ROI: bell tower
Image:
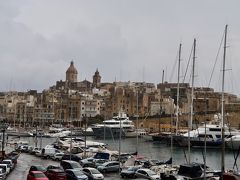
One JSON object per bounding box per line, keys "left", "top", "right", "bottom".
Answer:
{"left": 93, "top": 69, "right": 101, "bottom": 88}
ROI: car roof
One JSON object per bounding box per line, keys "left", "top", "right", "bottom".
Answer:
{"left": 61, "top": 160, "right": 79, "bottom": 163}
{"left": 31, "top": 165, "right": 45, "bottom": 167}
{"left": 48, "top": 169, "right": 64, "bottom": 172}
{"left": 138, "top": 168, "right": 153, "bottom": 172}
{"left": 66, "top": 169, "right": 82, "bottom": 172}
{"left": 0, "top": 164, "right": 7, "bottom": 166}
{"left": 83, "top": 167, "right": 97, "bottom": 171}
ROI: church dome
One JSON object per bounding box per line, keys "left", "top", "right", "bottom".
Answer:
{"left": 66, "top": 61, "right": 78, "bottom": 74}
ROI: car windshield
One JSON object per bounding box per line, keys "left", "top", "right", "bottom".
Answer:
{"left": 72, "top": 163, "right": 81, "bottom": 168}
{"left": 34, "top": 173, "right": 46, "bottom": 178}
{"left": 128, "top": 167, "right": 138, "bottom": 171}
{"left": 147, "top": 170, "right": 157, "bottom": 176}
{"left": 73, "top": 170, "right": 84, "bottom": 176}
{"left": 36, "top": 166, "right": 46, "bottom": 171}
{"left": 90, "top": 169, "right": 100, "bottom": 174}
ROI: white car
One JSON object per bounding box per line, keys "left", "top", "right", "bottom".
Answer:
{"left": 135, "top": 168, "right": 160, "bottom": 180}
{"left": 2, "top": 159, "right": 14, "bottom": 171}
{"left": 83, "top": 167, "right": 104, "bottom": 180}
{"left": 52, "top": 152, "right": 64, "bottom": 161}
{"left": 0, "top": 168, "right": 6, "bottom": 180}
{"left": 35, "top": 150, "right": 42, "bottom": 157}
{"left": 0, "top": 164, "right": 10, "bottom": 175}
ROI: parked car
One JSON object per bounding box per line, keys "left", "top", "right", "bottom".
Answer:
{"left": 52, "top": 152, "right": 64, "bottom": 161}
{"left": 83, "top": 167, "right": 104, "bottom": 180}
{"left": 80, "top": 158, "right": 95, "bottom": 167}
{"left": 0, "top": 164, "right": 10, "bottom": 175}
{"left": 120, "top": 166, "right": 141, "bottom": 178}
{"left": 46, "top": 165, "right": 63, "bottom": 171}
{"left": 30, "top": 147, "right": 42, "bottom": 155}
{"left": 135, "top": 168, "right": 160, "bottom": 180}
{"left": 27, "top": 171, "right": 49, "bottom": 180}
{"left": 29, "top": 165, "right": 47, "bottom": 174}
{"left": 0, "top": 168, "right": 6, "bottom": 180}
{"left": 45, "top": 169, "right": 67, "bottom": 180}
{"left": 93, "top": 159, "right": 108, "bottom": 168}
{"left": 35, "top": 150, "right": 42, "bottom": 157}
{"left": 1, "top": 159, "right": 14, "bottom": 171}
{"left": 65, "top": 169, "right": 88, "bottom": 180}
{"left": 62, "top": 154, "right": 82, "bottom": 163}
{"left": 20, "top": 145, "right": 29, "bottom": 152}
{"left": 0, "top": 165, "right": 8, "bottom": 176}
{"left": 97, "top": 161, "right": 120, "bottom": 173}
{"left": 60, "top": 160, "right": 82, "bottom": 170}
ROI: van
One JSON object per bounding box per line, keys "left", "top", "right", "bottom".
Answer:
{"left": 42, "top": 147, "right": 60, "bottom": 159}
{"left": 60, "top": 160, "right": 82, "bottom": 170}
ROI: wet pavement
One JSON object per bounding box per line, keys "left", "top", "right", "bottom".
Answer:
{"left": 7, "top": 152, "right": 122, "bottom": 180}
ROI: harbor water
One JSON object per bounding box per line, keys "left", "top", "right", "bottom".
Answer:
{"left": 6, "top": 135, "right": 240, "bottom": 171}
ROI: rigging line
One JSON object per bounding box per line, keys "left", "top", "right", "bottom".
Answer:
{"left": 207, "top": 30, "right": 225, "bottom": 88}
{"left": 169, "top": 50, "right": 179, "bottom": 82}
{"left": 182, "top": 42, "right": 194, "bottom": 83}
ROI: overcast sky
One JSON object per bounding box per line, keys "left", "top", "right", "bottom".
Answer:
{"left": 0, "top": 0, "right": 240, "bottom": 95}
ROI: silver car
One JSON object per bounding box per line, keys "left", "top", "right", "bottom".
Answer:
{"left": 135, "top": 168, "right": 160, "bottom": 180}
{"left": 97, "top": 161, "right": 120, "bottom": 173}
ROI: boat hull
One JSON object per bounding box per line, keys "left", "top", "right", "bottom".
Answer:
{"left": 92, "top": 127, "right": 126, "bottom": 139}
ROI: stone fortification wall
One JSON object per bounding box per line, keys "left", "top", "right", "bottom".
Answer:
{"left": 133, "top": 111, "right": 240, "bottom": 132}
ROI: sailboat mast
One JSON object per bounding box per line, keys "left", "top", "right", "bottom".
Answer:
{"left": 136, "top": 89, "right": 139, "bottom": 154}
{"left": 188, "top": 38, "right": 196, "bottom": 164}
{"left": 221, "top": 24, "right": 228, "bottom": 176}
{"left": 176, "top": 43, "right": 181, "bottom": 135}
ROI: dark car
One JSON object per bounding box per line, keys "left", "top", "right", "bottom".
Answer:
{"left": 120, "top": 166, "right": 141, "bottom": 178}
{"left": 45, "top": 169, "right": 67, "bottom": 180}
{"left": 65, "top": 169, "right": 88, "bottom": 180}
{"left": 60, "top": 160, "right": 82, "bottom": 170}
{"left": 29, "top": 165, "right": 47, "bottom": 174}
{"left": 62, "top": 154, "right": 82, "bottom": 163}
{"left": 46, "top": 165, "right": 63, "bottom": 171}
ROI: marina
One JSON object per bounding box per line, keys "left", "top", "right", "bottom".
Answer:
{"left": 1, "top": 1, "right": 240, "bottom": 180}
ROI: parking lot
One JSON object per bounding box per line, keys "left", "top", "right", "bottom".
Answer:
{"left": 7, "top": 153, "right": 122, "bottom": 179}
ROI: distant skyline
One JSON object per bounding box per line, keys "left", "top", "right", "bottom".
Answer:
{"left": 0, "top": 1, "right": 240, "bottom": 95}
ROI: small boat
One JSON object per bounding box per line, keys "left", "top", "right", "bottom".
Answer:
{"left": 125, "top": 129, "right": 147, "bottom": 138}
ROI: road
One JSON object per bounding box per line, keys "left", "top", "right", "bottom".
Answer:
{"left": 7, "top": 153, "right": 122, "bottom": 180}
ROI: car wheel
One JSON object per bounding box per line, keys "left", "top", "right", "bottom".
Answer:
{"left": 102, "top": 169, "right": 106, "bottom": 173}
{"left": 56, "top": 158, "right": 59, "bottom": 161}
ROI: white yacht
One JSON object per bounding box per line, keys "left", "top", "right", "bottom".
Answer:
{"left": 178, "top": 114, "right": 240, "bottom": 147}
{"left": 92, "top": 111, "right": 135, "bottom": 138}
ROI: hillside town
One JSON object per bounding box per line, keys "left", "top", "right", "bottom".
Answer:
{"left": 1, "top": 61, "right": 240, "bottom": 131}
